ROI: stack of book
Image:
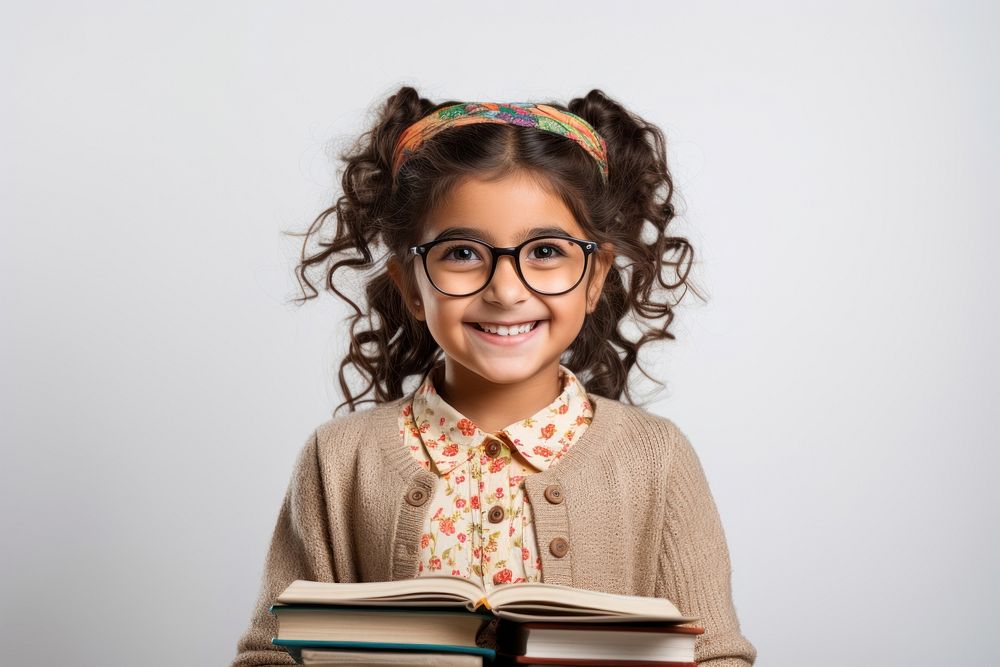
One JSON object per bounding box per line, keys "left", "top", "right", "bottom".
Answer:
{"left": 269, "top": 575, "right": 702, "bottom": 666}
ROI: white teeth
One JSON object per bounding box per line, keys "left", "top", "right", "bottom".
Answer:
{"left": 477, "top": 321, "right": 537, "bottom": 336}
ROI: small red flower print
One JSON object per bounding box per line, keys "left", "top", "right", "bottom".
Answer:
{"left": 457, "top": 418, "right": 477, "bottom": 436}
{"left": 540, "top": 423, "right": 556, "bottom": 439}
{"left": 439, "top": 518, "right": 456, "bottom": 536}
{"left": 421, "top": 534, "right": 430, "bottom": 549}
{"left": 495, "top": 487, "right": 504, "bottom": 498}
{"left": 470, "top": 495, "right": 480, "bottom": 509}
{"left": 522, "top": 547, "right": 530, "bottom": 561}
{"left": 489, "top": 456, "right": 506, "bottom": 473}
{"left": 493, "top": 568, "right": 512, "bottom": 584}
{"left": 439, "top": 416, "right": 446, "bottom": 426}
{"left": 509, "top": 524, "right": 516, "bottom": 536}
{"left": 452, "top": 569, "right": 462, "bottom": 576}
{"left": 455, "top": 474, "right": 465, "bottom": 483}
{"left": 473, "top": 547, "right": 482, "bottom": 559}
{"left": 442, "top": 443, "right": 459, "bottom": 457}
{"left": 455, "top": 498, "right": 466, "bottom": 509}
{"left": 514, "top": 577, "right": 526, "bottom": 583}
{"left": 457, "top": 532, "right": 467, "bottom": 543}
{"left": 557, "top": 403, "right": 568, "bottom": 414}
{"left": 402, "top": 405, "right": 412, "bottom": 416}
{"left": 418, "top": 562, "right": 424, "bottom": 572}
{"left": 429, "top": 557, "right": 442, "bottom": 570}
{"left": 532, "top": 445, "right": 553, "bottom": 457}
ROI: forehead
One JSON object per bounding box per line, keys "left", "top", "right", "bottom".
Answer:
{"left": 421, "top": 173, "right": 584, "bottom": 244}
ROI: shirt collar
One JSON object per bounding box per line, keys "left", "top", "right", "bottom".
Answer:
{"left": 409, "top": 363, "right": 593, "bottom": 476}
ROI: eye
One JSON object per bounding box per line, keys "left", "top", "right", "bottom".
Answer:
{"left": 527, "top": 243, "right": 567, "bottom": 260}
{"left": 440, "top": 243, "right": 483, "bottom": 262}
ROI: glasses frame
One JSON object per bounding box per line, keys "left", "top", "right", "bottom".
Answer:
{"left": 409, "top": 235, "right": 599, "bottom": 297}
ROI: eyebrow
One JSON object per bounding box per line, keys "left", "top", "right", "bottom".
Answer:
{"left": 430, "top": 225, "right": 574, "bottom": 245}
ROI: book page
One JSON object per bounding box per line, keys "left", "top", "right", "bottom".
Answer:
{"left": 274, "top": 576, "right": 487, "bottom": 608}
{"left": 484, "top": 583, "right": 698, "bottom": 623}
{"left": 300, "top": 648, "right": 484, "bottom": 666}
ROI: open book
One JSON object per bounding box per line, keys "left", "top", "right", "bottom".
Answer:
{"left": 273, "top": 575, "right": 698, "bottom": 624}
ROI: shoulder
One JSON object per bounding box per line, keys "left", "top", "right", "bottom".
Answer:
{"left": 307, "top": 395, "right": 411, "bottom": 459}
{"left": 591, "top": 394, "right": 691, "bottom": 453}
{"left": 614, "top": 397, "right": 686, "bottom": 437}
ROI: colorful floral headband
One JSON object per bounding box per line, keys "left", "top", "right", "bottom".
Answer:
{"left": 391, "top": 102, "right": 609, "bottom": 183}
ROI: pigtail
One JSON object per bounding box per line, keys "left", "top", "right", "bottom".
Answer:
{"left": 287, "top": 86, "right": 446, "bottom": 414}
{"left": 565, "top": 90, "right": 703, "bottom": 404}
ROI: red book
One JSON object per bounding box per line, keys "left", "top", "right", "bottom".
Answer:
{"left": 498, "top": 659, "right": 697, "bottom": 667}
{"left": 496, "top": 620, "right": 705, "bottom": 666}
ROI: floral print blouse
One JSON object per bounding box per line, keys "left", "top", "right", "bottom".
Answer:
{"left": 398, "top": 363, "right": 593, "bottom": 590}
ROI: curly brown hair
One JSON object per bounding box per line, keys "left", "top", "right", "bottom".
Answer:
{"left": 287, "top": 86, "right": 704, "bottom": 416}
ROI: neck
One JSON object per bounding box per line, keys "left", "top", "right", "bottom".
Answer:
{"left": 435, "top": 358, "right": 564, "bottom": 433}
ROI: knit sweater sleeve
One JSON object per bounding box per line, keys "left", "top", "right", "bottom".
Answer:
{"left": 655, "top": 422, "right": 757, "bottom": 667}
{"left": 231, "top": 429, "right": 336, "bottom": 667}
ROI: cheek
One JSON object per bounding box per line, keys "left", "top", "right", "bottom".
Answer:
{"left": 412, "top": 266, "right": 433, "bottom": 300}
{"left": 545, "top": 294, "right": 588, "bottom": 329}
{"left": 422, "top": 297, "right": 470, "bottom": 334}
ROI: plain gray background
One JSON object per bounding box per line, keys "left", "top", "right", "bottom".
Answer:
{"left": 3, "top": 2, "right": 997, "bottom": 665}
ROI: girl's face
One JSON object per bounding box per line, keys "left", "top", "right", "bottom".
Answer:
{"left": 389, "top": 171, "right": 614, "bottom": 387}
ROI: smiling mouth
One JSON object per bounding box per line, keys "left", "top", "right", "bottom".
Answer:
{"left": 466, "top": 320, "right": 543, "bottom": 336}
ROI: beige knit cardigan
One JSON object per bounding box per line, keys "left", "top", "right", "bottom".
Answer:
{"left": 231, "top": 393, "right": 757, "bottom": 666}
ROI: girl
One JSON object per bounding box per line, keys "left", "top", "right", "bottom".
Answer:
{"left": 232, "top": 88, "right": 756, "bottom": 666}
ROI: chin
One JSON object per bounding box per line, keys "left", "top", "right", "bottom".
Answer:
{"left": 458, "top": 358, "right": 545, "bottom": 385}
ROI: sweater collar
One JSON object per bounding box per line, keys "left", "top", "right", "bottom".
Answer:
{"left": 407, "top": 363, "right": 594, "bottom": 476}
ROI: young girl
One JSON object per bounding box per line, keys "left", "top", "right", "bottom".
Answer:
{"left": 232, "top": 88, "right": 756, "bottom": 666}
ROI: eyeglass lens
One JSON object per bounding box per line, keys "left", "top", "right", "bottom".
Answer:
{"left": 425, "top": 237, "right": 586, "bottom": 296}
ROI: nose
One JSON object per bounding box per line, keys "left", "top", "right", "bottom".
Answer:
{"left": 484, "top": 254, "right": 530, "bottom": 303}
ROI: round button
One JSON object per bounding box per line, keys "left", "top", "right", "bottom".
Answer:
{"left": 549, "top": 537, "right": 569, "bottom": 558}
{"left": 485, "top": 440, "right": 502, "bottom": 458}
{"left": 405, "top": 487, "right": 428, "bottom": 506}
{"left": 488, "top": 505, "right": 505, "bottom": 524}
{"left": 543, "top": 484, "right": 564, "bottom": 504}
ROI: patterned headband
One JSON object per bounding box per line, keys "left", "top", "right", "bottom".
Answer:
{"left": 391, "top": 102, "right": 609, "bottom": 182}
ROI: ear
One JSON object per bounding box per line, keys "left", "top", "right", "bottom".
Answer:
{"left": 585, "top": 242, "right": 616, "bottom": 314}
{"left": 387, "top": 256, "right": 425, "bottom": 321}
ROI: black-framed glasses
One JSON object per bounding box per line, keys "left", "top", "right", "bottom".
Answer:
{"left": 409, "top": 235, "right": 598, "bottom": 297}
